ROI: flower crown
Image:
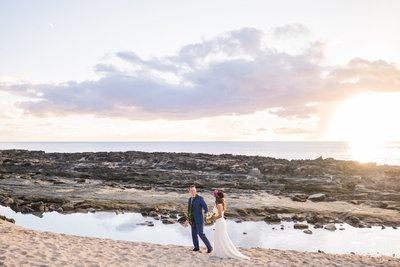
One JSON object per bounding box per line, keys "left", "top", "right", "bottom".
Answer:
{"left": 213, "top": 189, "right": 218, "bottom": 197}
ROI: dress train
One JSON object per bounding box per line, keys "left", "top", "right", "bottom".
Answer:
{"left": 213, "top": 205, "right": 249, "bottom": 259}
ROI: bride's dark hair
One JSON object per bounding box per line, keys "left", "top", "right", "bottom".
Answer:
{"left": 215, "top": 191, "right": 226, "bottom": 211}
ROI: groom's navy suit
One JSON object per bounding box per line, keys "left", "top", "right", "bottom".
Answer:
{"left": 189, "top": 195, "right": 212, "bottom": 251}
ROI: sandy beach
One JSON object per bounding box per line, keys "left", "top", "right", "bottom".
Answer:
{"left": 1, "top": 219, "right": 399, "bottom": 267}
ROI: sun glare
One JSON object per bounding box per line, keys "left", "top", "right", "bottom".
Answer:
{"left": 325, "top": 92, "right": 400, "bottom": 163}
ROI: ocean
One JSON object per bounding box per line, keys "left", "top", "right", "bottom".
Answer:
{"left": 1, "top": 141, "right": 400, "bottom": 165}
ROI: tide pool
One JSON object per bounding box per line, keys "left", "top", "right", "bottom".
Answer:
{"left": 1, "top": 205, "right": 399, "bottom": 257}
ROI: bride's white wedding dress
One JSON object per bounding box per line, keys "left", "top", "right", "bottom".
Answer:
{"left": 213, "top": 204, "right": 249, "bottom": 259}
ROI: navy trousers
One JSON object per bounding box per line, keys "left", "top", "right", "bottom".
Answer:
{"left": 191, "top": 221, "right": 212, "bottom": 250}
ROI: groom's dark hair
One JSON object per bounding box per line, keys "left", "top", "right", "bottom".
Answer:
{"left": 189, "top": 184, "right": 196, "bottom": 188}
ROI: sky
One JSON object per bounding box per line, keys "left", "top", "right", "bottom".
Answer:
{"left": 1, "top": 0, "right": 400, "bottom": 142}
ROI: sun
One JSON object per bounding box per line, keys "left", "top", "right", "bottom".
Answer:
{"left": 325, "top": 92, "right": 400, "bottom": 163}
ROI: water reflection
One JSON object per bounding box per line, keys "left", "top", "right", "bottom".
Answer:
{"left": 1, "top": 205, "right": 399, "bottom": 257}
{"left": 349, "top": 141, "right": 400, "bottom": 165}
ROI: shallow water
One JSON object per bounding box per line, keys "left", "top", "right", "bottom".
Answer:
{"left": 1, "top": 206, "right": 399, "bottom": 257}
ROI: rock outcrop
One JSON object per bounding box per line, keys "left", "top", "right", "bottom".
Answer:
{"left": 1, "top": 149, "right": 400, "bottom": 228}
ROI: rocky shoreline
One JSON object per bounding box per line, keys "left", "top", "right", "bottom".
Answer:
{"left": 1, "top": 149, "right": 400, "bottom": 229}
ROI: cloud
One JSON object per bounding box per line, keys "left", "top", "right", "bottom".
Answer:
{"left": 0, "top": 111, "right": 12, "bottom": 119}
{"left": 257, "top": 128, "right": 268, "bottom": 132}
{"left": 1, "top": 27, "right": 400, "bottom": 122}
{"left": 324, "top": 58, "right": 400, "bottom": 97}
{"left": 274, "top": 24, "right": 310, "bottom": 38}
{"left": 273, "top": 127, "right": 314, "bottom": 135}
{"left": 269, "top": 105, "right": 319, "bottom": 119}
{"left": 94, "top": 64, "right": 121, "bottom": 75}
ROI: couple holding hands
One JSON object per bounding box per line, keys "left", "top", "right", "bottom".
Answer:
{"left": 184, "top": 185, "right": 249, "bottom": 260}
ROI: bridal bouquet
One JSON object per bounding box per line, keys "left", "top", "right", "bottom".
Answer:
{"left": 205, "top": 211, "right": 216, "bottom": 225}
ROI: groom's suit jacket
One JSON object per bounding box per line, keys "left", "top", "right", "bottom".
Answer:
{"left": 190, "top": 195, "right": 209, "bottom": 224}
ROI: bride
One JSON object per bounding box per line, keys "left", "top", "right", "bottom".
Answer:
{"left": 212, "top": 190, "right": 249, "bottom": 260}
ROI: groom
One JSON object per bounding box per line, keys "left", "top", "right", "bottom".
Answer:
{"left": 184, "top": 185, "right": 213, "bottom": 253}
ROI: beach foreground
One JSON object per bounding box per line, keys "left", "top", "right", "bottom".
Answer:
{"left": 1, "top": 220, "right": 399, "bottom": 267}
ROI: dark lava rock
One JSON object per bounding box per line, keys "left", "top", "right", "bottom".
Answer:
{"left": 294, "top": 223, "right": 309, "bottom": 229}
{"left": 378, "top": 202, "right": 388, "bottom": 209}
{"left": 291, "top": 214, "right": 306, "bottom": 222}
{"left": 149, "top": 211, "right": 159, "bottom": 218}
{"left": 306, "top": 212, "right": 327, "bottom": 225}
{"left": 137, "top": 221, "right": 154, "bottom": 227}
{"left": 61, "top": 204, "right": 74, "bottom": 212}
{"left": 177, "top": 216, "right": 187, "bottom": 224}
{"left": 162, "top": 219, "right": 176, "bottom": 224}
{"left": 314, "top": 223, "right": 324, "bottom": 229}
{"left": 345, "top": 216, "right": 362, "bottom": 227}
{"left": 291, "top": 194, "right": 308, "bottom": 202}
{"left": 0, "top": 215, "right": 15, "bottom": 223}
{"left": 169, "top": 213, "right": 178, "bottom": 219}
{"left": 264, "top": 214, "right": 282, "bottom": 224}
{"left": 0, "top": 197, "right": 14, "bottom": 206}
{"left": 324, "top": 224, "right": 337, "bottom": 231}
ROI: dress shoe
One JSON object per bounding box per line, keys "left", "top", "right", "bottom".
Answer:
{"left": 207, "top": 247, "right": 213, "bottom": 253}
{"left": 192, "top": 248, "right": 200, "bottom": 252}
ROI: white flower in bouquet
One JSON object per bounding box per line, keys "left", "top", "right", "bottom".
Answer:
{"left": 205, "top": 211, "right": 215, "bottom": 225}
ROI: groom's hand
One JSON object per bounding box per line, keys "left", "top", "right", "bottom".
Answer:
{"left": 184, "top": 221, "right": 189, "bottom": 227}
